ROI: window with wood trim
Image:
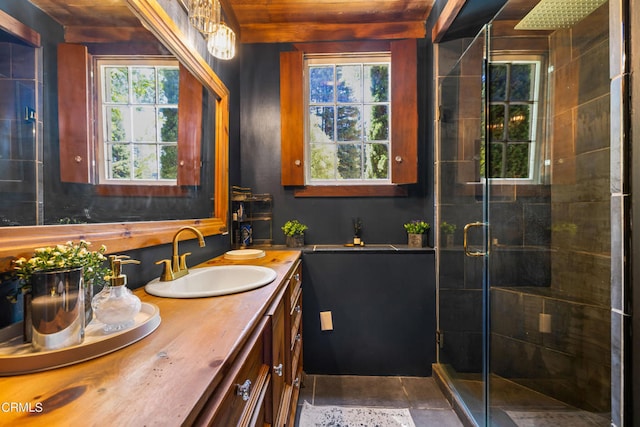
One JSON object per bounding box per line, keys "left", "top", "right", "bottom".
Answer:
{"left": 96, "top": 58, "right": 180, "bottom": 185}
{"left": 280, "top": 40, "right": 418, "bottom": 197}
{"left": 57, "top": 43, "right": 203, "bottom": 190}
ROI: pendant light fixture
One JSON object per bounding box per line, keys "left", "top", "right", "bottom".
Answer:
{"left": 187, "top": 0, "right": 236, "bottom": 60}
{"left": 188, "top": 0, "right": 220, "bottom": 35}
{"left": 207, "top": 21, "right": 236, "bottom": 60}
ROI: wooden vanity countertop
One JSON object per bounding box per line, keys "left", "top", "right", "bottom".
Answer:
{"left": 0, "top": 250, "right": 301, "bottom": 426}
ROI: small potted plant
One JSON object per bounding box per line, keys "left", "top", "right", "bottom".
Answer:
{"left": 440, "top": 221, "right": 457, "bottom": 247}
{"left": 282, "top": 220, "right": 308, "bottom": 248}
{"left": 404, "top": 220, "right": 430, "bottom": 248}
{"left": 13, "top": 240, "right": 111, "bottom": 333}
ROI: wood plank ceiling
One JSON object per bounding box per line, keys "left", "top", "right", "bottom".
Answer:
{"left": 26, "top": 0, "right": 434, "bottom": 44}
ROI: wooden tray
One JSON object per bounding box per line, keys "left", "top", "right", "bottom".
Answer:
{"left": 224, "top": 249, "right": 266, "bottom": 260}
{"left": 0, "top": 302, "right": 161, "bottom": 376}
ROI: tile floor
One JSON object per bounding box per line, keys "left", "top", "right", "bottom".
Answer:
{"left": 294, "top": 374, "right": 464, "bottom": 426}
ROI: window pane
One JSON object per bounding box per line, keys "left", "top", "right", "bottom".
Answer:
{"left": 509, "top": 64, "right": 534, "bottom": 101}
{"left": 489, "top": 64, "right": 507, "bottom": 101}
{"left": 364, "top": 104, "right": 388, "bottom": 141}
{"left": 365, "top": 64, "right": 389, "bottom": 102}
{"left": 107, "top": 143, "right": 130, "bottom": 179}
{"left": 105, "top": 67, "right": 129, "bottom": 103}
{"left": 489, "top": 105, "right": 505, "bottom": 141}
{"left": 160, "top": 145, "right": 178, "bottom": 179}
{"left": 309, "top": 106, "right": 334, "bottom": 142}
{"left": 133, "top": 106, "right": 157, "bottom": 142}
{"left": 133, "top": 144, "right": 158, "bottom": 179}
{"left": 310, "top": 143, "right": 336, "bottom": 179}
{"left": 337, "top": 65, "right": 362, "bottom": 103}
{"left": 158, "top": 107, "right": 178, "bottom": 142}
{"left": 131, "top": 67, "right": 156, "bottom": 104}
{"left": 309, "top": 66, "right": 334, "bottom": 103}
{"left": 364, "top": 143, "right": 389, "bottom": 179}
{"left": 337, "top": 106, "right": 361, "bottom": 141}
{"left": 508, "top": 105, "right": 531, "bottom": 140}
{"left": 106, "top": 106, "right": 130, "bottom": 142}
{"left": 305, "top": 54, "right": 391, "bottom": 185}
{"left": 337, "top": 144, "right": 361, "bottom": 179}
{"left": 158, "top": 68, "right": 179, "bottom": 104}
{"left": 506, "top": 143, "right": 530, "bottom": 178}
{"left": 489, "top": 142, "right": 504, "bottom": 177}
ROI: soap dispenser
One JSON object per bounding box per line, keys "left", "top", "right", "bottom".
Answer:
{"left": 92, "top": 255, "right": 142, "bottom": 332}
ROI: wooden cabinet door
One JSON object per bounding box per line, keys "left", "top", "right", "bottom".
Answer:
{"left": 267, "top": 286, "right": 287, "bottom": 425}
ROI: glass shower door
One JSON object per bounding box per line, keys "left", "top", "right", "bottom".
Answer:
{"left": 436, "top": 26, "right": 490, "bottom": 426}
{"left": 437, "top": 1, "right": 612, "bottom": 425}
{"left": 485, "top": 1, "right": 612, "bottom": 424}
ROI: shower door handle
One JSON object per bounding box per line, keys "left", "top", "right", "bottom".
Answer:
{"left": 463, "top": 222, "right": 489, "bottom": 257}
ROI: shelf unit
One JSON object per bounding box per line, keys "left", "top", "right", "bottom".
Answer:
{"left": 231, "top": 191, "right": 273, "bottom": 248}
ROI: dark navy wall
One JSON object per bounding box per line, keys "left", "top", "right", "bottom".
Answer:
{"left": 238, "top": 41, "right": 434, "bottom": 246}
{"left": 301, "top": 249, "right": 436, "bottom": 376}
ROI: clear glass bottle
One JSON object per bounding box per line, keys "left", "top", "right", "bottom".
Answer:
{"left": 92, "top": 256, "right": 141, "bottom": 332}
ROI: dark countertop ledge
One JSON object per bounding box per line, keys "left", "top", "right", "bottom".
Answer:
{"left": 302, "top": 244, "right": 435, "bottom": 253}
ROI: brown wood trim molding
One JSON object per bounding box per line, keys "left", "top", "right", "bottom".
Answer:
{"left": 432, "top": 0, "right": 467, "bottom": 43}
{"left": 293, "top": 185, "right": 408, "bottom": 197}
{"left": 241, "top": 21, "right": 426, "bottom": 44}
{"left": 0, "top": 218, "right": 226, "bottom": 260}
{"left": 0, "top": 9, "right": 41, "bottom": 47}
{"left": 293, "top": 41, "right": 391, "bottom": 53}
{"left": 94, "top": 185, "right": 190, "bottom": 197}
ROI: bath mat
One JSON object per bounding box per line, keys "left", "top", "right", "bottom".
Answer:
{"left": 298, "top": 401, "right": 416, "bottom": 427}
{"left": 505, "top": 409, "right": 608, "bottom": 426}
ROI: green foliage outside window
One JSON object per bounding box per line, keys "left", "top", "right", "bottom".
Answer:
{"left": 307, "top": 58, "right": 390, "bottom": 182}
{"left": 482, "top": 61, "right": 539, "bottom": 179}
{"left": 101, "top": 63, "right": 179, "bottom": 182}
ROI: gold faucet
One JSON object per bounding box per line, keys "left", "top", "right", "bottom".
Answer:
{"left": 156, "top": 226, "right": 206, "bottom": 281}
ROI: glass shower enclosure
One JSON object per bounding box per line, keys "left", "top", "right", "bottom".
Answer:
{"left": 435, "top": 1, "right": 611, "bottom": 425}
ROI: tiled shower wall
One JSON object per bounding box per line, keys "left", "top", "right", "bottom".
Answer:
{"left": 437, "top": 2, "right": 612, "bottom": 415}
{"left": 491, "top": 4, "right": 611, "bottom": 413}
{"left": 0, "top": 40, "right": 41, "bottom": 225}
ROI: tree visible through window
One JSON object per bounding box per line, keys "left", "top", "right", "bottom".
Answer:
{"left": 483, "top": 60, "right": 541, "bottom": 180}
{"left": 99, "top": 59, "right": 180, "bottom": 184}
{"left": 306, "top": 54, "right": 391, "bottom": 184}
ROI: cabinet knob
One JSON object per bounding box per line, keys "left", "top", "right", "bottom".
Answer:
{"left": 293, "top": 377, "right": 300, "bottom": 388}
{"left": 295, "top": 333, "right": 301, "bottom": 342}
{"left": 294, "top": 273, "right": 300, "bottom": 281}
{"left": 236, "top": 379, "right": 252, "bottom": 401}
{"left": 273, "top": 363, "right": 283, "bottom": 377}
{"left": 294, "top": 305, "right": 301, "bottom": 313}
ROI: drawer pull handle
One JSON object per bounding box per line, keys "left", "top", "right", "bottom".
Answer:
{"left": 294, "top": 273, "right": 300, "bottom": 281}
{"left": 236, "top": 379, "right": 252, "bottom": 401}
{"left": 273, "top": 363, "right": 283, "bottom": 376}
{"left": 294, "top": 305, "right": 301, "bottom": 313}
{"left": 293, "top": 377, "right": 300, "bottom": 388}
{"left": 295, "top": 333, "right": 301, "bottom": 342}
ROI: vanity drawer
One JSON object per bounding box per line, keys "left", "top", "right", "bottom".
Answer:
{"left": 288, "top": 365, "right": 304, "bottom": 426}
{"left": 290, "top": 287, "right": 302, "bottom": 350}
{"left": 195, "top": 317, "right": 270, "bottom": 426}
{"left": 288, "top": 260, "right": 302, "bottom": 308}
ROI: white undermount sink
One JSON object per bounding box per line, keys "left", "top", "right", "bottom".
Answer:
{"left": 144, "top": 265, "right": 278, "bottom": 298}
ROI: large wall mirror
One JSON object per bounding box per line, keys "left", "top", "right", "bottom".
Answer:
{"left": 0, "top": 0, "right": 229, "bottom": 259}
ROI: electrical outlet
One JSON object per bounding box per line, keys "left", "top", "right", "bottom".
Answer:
{"left": 320, "top": 311, "right": 333, "bottom": 331}
{"left": 539, "top": 313, "right": 551, "bottom": 333}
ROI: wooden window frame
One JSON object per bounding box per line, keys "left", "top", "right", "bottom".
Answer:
{"left": 280, "top": 40, "right": 418, "bottom": 197}
{"left": 58, "top": 44, "right": 203, "bottom": 196}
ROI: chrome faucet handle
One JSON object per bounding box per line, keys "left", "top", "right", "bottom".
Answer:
{"left": 155, "top": 259, "right": 173, "bottom": 282}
